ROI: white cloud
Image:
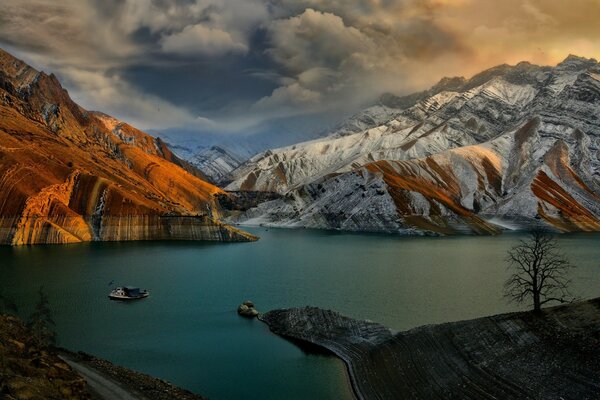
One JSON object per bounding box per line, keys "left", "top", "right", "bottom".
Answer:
{"left": 254, "top": 82, "right": 321, "bottom": 114}
{"left": 195, "top": 116, "right": 218, "bottom": 129}
{"left": 265, "top": 9, "right": 374, "bottom": 74}
{"left": 160, "top": 24, "right": 248, "bottom": 56}
{"left": 297, "top": 67, "right": 340, "bottom": 91}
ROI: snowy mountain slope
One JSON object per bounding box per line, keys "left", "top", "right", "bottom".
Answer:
{"left": 226, "top": 59, "right": 570, "bottom": 193}
{"left": 328, "top": 103, "right": 404, "bottom": 137}
{"left": 226, "top": 55, "right": 600, "bottom": 234}
{"left": 186, "top": 146, "right": 246, "bottom": 184}
{"left": 154, "top": 131, "right": 257, "bottom": 185}
{"left": 156, "top": 120, "right": 333, "bottom": 184}
{"left": 230, "top": 118, "right": 600, "bottom": 234}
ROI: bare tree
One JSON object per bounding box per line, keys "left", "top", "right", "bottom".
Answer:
{"left": 504, "top": 228, "right": 575, "bottom": 313}
{"left": 27, "top": 287, "right": 56, "bottom": 347}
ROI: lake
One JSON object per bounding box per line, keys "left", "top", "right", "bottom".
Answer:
{"left": 1, "top": 228, "right": 599, "bottom": 399}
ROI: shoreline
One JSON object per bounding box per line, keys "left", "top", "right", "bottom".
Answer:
{"left": 0, "top": 314, "right": 206, "bottom": 400}
{"left": 260, "top": 300, "right": 600, "bottom": 399}
{"left": 57, "top": 349, "right": 206, "bottom": 400}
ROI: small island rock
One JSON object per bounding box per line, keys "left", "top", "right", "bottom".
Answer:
{"left": 237, "top": 302, "right": 259, "bottom": 318}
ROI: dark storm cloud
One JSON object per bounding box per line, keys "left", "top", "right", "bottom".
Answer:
{"left": 0, "top": 0, "right": 271, "bottom": 129}
{"left": 1, "top": 0, "right": 599, "bottom": 133}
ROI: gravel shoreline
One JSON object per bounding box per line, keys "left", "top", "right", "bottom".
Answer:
{"left": 0, "top": 313, "right": 206, "bottom": 400}
{"left": 59, "top": 349, "right": 206, "bottom": 400}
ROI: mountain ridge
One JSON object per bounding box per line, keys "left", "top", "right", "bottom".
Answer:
{"left": 0, "top": 47, "right": 256, "bottom": 245}
{"left": 225, "top": 55, "right": 600, "bottom": 234}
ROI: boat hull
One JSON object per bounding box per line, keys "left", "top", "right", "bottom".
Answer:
{"left": 108, "top": 293, "right": 149, "bottom": 301}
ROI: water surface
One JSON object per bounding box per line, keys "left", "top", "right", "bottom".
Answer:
{"left": 1, "top": 228, "right": 599, "bottom": 399}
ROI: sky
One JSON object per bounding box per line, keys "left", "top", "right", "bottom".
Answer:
{"left": 1, "top": 0, "right": 600, "bottom": 139}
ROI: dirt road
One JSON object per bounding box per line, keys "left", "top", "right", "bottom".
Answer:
{"left": 60, "top": 354, "right": 146, "bottom": 400}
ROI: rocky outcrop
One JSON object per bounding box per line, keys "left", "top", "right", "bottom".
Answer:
{"left": 237, "top": 300, "right": 259, "bottom": 318}
{"left": 228, "top": 56, "right": 600, "bottom": 234}
{"left": 260, "top": 300, "right": 600, "bottom": 400}
{"left": 0, "top": 47, "right": 256, "bottom": 245}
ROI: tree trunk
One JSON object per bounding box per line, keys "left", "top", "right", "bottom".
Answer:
{"left": 533, "top": 291, "right": 541, "bottom": 313}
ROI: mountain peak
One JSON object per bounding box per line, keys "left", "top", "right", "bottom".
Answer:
{"left": 563, "top": 54, "right": 593, "bottom": 62}
{"left": 516, "top": 61, "right": 533, "bottom": 67}
{"left": 0, "top": 47, "right": 40, "bottom": 88}
{"left": 431, "top": 76, "right": 467, "bottom": 92}
{"left": 558, "top": 54, "right": 598, "bottom": 67}
{"left": 0, "top": 47, "right": 26, "bottom": 67}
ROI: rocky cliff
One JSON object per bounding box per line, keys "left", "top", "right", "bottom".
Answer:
{"left": 261, "top": 300, "right": 600, "bottom": 400}
{"left": 0, "top": 48, "right": 256, "bottom": 245}
{"left": 227, "top": 56, "right": 600, "bottom": 234}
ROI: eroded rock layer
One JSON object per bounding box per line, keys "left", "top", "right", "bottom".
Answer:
{"left": 261, "top": 300, "right": 600, "bottom": 400}
{"left": 227, "top": 56, "right": 600, "bottom": 234}
{"left": 0, "top": 48, "right": 256, "bottom": 245}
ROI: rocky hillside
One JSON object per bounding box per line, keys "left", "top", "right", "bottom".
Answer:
{"left": 0, "top": 48, "right": 256, "bottom": 245}
{"left": 261, "top": 300, "right": 600, "bottom": 400}
{"left": 93, "top": 112, "right": 212, "bottom": 182}
{"left": 0, "top": 314, "right": 206, "bottom": 400}
{"left": 227, "top": 56, "right": 600, "bottom": 234}
{"left": 0, "top": 314, "right": 92, "bottom": 399}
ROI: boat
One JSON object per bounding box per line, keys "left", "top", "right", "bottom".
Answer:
{"left": 109, "top": 286, "right": 149, "bottom": 301}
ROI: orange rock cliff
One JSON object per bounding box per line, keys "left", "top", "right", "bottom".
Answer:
{"left": 0, "top": 48, "right": 256, "bottom": 245}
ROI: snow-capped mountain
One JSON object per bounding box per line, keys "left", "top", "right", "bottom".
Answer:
{"left": 184, "top": 146, "right": 246, "bottom": 185}
{"left": 153, "top": 112, "right": 345, "bottom": 182}
{"left": 226, "top": 55, "right": 600, "bottom": 234}
{"left": 153, "top": 131, "right": 251, "bottom": 184}
{"left": 328, "top": 104, "right": 402, "bottom": 137}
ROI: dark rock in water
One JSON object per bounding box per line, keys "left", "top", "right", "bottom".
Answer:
{"left": 260, "top": 300, "right": 600, "bottom": 400}
{"left": 237, "top": 301, "right": 259, "bottom": 318}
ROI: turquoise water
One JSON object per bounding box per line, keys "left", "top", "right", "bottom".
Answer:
{"left": 1, "top": 228, "right": 599, "bottom": 399}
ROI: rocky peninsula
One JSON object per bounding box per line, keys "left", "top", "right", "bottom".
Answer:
{"left": 260, "top": 299, "right": 600, "bottom": 399}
